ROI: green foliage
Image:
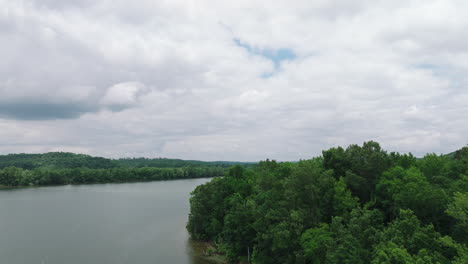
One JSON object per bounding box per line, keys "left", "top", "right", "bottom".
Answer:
{"left": 0, "top": 152, "right": 117, "bottom": 170}
{"left": 116, "top": 157, "right": 256, "bottom": 169}
{"left": 415, "top": 153, "right": 462, "bottom": 186}
{"left": 186, "top": 142, "right": 467, "bottom": 263}
{"left": 447, "top": 192, "right": 468, "bottom": 225}
{"left": 446, "top": 192, "right": 468, "bottom": 243}
{"left": 0, "top": 166, "right": 225, "bottom": 187}
{"left": 187, "top": 178, "right": 227, "bottom": 240}
{"left": 372, "top": 241, "right": 414, "bottom": 264}
{"left": 0, "top": 152, "right": 256, "bottom": 170}
{"left": 0, "top": 167, "right": 23, "bottom": 186}
{"left": 333, "top": 177, "right": 359, "bottom": 217}
{"left": 222, "top": 194, "right": 256, "bottom": 262}
{"left": 376, "top": 166, "right": 449, "bottom": 228}
{"left": 389, "top": 152, "right": 417, "bottom": 169}
{"left": 301, "top": 223, "right": 332, "bottom": 263}
{"left": 324, "top": 141, "right": 392, "bottom": 203}
{"left": 0, "top": 152, "right": 256, "bottom": 187}
{"left": 453, "top": 147, "right": 468, "bottom": 175}
{"left": 373, "top": 209, "right": 467, "bottom": 263}
{"left": 326, "top": 207, "right": 384, "bottom": 264}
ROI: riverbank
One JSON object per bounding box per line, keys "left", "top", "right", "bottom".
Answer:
{"left": 0, "top": 175, "right": 219, "bottom": 190}
{"left": 189, "top": 240, "right": 254, "bottom": 264}
{"left": 189, "top": 240, "right": 227, "bottom": 264}
{"left": 0, "top": 166, "right": 224, "bottom": 187}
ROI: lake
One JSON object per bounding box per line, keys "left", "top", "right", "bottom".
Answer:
{"left": 0, "top": 178, "right": 213, "bottom": 264}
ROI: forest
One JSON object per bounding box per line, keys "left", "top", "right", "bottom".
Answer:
{"left": 0, "top": 152, "right": 251, "bottom": 186}
{"left": 0, "top": 152, "right": 254, "bottom": 170}
{"left": 187, "top": 141, "right": 468, "bottom": 264}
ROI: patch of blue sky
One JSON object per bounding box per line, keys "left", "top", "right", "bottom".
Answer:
{"left": 234, "top": 38, "right": 296, "bottom": 77}
{"left": 412, "top": 63, "right": 464, "bottom": 89}
{"left": 413, "top": 63, "right": 450, "bottom": 77}
{"left": 414, "top": 63, "right": 441, "bottom": 70}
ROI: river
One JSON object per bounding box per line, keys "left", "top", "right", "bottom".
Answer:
{"left": 0, "top": 178, "right": 213, "bottom": 264}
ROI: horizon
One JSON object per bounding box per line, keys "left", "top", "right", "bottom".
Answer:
{"left": 0, "top": 142, "right": 465, "bottom": 163}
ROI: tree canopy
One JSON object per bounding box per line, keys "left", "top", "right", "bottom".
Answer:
{"left": 0, "top": 152, "right": 254, "bottom": 186}
{"left": 187, "top": 142, "right": 468, "bottom": 263}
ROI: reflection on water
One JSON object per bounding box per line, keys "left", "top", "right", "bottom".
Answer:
{"left": 0, "top": 178, "right": 213, "bottom": 264}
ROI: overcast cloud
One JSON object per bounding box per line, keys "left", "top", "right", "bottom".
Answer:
{"left": 0, "top": 0, "right": 467, "bottom": 161}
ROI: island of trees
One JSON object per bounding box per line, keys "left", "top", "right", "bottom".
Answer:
{"left": 187, "top": 141, "right": 468, "bottom": 264}
{"left": 0, "top": 152, "right": 254, "bottom": 186}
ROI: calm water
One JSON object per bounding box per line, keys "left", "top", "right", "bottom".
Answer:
{"left": 0, "top": 178, "right": 212, "bottom": 264}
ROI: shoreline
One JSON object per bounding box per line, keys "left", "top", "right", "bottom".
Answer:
{"left": 189, "top": 240, "right": 228, "bottom": 264}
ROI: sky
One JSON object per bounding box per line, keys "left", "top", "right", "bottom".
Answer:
{"left": 0, "top": 0, "right": 467, "bottom": 161}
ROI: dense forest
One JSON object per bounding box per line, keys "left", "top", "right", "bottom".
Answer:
{"left": 0, "top": 152, "right": 255, "bottom": 170}
{"left": 0, "top": 152, "right": 252, "bottom": 186}
{"left": 187, "top": 141, "right": 468, "bottom": 264}
{"left": 116, "top": 157, "right": 256, "bottom": 169}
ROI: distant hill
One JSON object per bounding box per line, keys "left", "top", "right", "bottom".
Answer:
{"left": 445, "top": 146, "right": 467, "bottom": 159}
{"left": 0, "top": 152, "right": 256, "bottom": 170}
{"left": 115, "top": 157, "right": 256, "bottom": 168}
{"left": 0, "top": 152, "right": 117, "bottom": 170}
{"left": 445, "top": 150, "right": 458, "bottom": 158}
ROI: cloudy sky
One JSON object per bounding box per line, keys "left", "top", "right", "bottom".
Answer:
{"left": 0, "top": 0, "right": 467, "bottom": 161}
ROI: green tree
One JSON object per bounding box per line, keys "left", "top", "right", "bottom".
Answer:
{"left": 446, "top": 192, "right": 468, "bottom": 243}
{"left": 301, "top": 223, "right": 332, "bottom": 264}
{"left": 0, "top": 166, "right": 23, "bottom": 186}
{"left": 447, "top": 192, "right": 468, "bottom": 225}
{"left": 333, "top": 177, "right": 359, "bottom": 218}
{"left": 376, "top": 166, "right": 449, "bottom": 228}
{"left": 372, "top": 241, "right": 414, "bottom": 264}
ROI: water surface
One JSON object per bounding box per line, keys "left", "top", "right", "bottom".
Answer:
{"left": 0, "top": 178, "right": 212, "bottom": 264}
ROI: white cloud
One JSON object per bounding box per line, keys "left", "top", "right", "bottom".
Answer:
{"left": 0, "top": 0, "right": 467, "bottom": 160}
{"left": 100, "top": 82, "right": 149, "bottom": 111}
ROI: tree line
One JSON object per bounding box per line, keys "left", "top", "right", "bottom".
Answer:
{"left": 0, "top": 152, "right": 255, "bottom": 170}
{"left": 187, "top": 141, "right": 468, "bottom": 264}
{"left": 0, "top": 152, "right": 254, "bottom": 186}
{"left": 116, "top": 157, "right": 256, "bottom": 168}
{"left": 0, "top": 166, "right": 226, "bottom": 186}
